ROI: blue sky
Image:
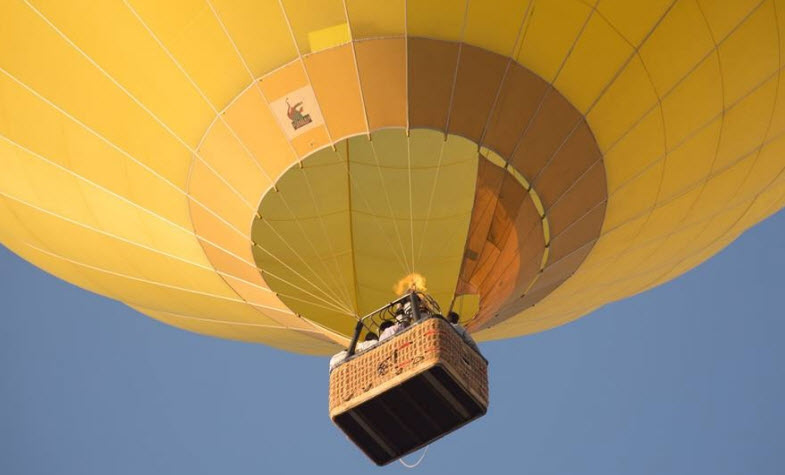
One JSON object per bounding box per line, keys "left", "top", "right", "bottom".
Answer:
{"left": 2, "top": 209, "right": 784, "bottom": 475}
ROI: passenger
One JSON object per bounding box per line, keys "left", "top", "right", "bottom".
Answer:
{"left": 447, "top": 311, "right": 480, "bottom": 353}
{"left": 400, "top": 301, "right": 420, "bottom": 325}
{"left": 329, "top": 331, "right": 380, "bottom": 372}
{"left": 356, "top": 331, "right": 379, "bottom": 352}
{"left": 378, "top": 319, "right": 403, "bottom": 342}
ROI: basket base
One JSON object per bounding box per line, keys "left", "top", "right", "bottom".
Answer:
{"left": 331, "top": 363, "right": 487, "bottom": 466}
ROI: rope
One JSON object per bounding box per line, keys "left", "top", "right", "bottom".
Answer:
{"left": 398, "top": 445, "right": 429, "bottom": 469}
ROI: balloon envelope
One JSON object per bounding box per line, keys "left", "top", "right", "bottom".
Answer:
{"left": 1, "top": 0, "right": 784, "bottom": 354}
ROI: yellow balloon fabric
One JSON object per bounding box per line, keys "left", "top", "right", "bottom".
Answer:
{"left": 1, "top": 0, "right": 784, "bottom": 354}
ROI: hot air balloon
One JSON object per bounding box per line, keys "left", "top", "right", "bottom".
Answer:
{"left": 2, "top": 0, "right": 785, "bottom": 464}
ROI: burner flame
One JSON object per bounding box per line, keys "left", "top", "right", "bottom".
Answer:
{"left": 393, "top": 273, "right": 427, "bottom": 295}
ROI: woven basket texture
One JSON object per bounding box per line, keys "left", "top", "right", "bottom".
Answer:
{"left": 329, "top": 317, "right": 488, "bottom": 416}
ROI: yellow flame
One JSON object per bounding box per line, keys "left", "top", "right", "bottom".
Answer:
{"left": 393, "top": 273, "right": 427, "bottom": 295}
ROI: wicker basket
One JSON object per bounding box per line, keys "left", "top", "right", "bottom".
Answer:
{"left": 329, "top": 317, "right": 489, "bottom": 465}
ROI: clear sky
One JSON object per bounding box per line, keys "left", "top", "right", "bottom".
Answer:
{"left": 1, "top": 209, "right": 784, "bottom": 475}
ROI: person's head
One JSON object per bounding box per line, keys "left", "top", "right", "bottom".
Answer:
{"left": 447, "top": 311, "right": 460, "bottom": 324}
{"left": 379, "top": 320, "right": 394, "bottom": 333}
{"left": 364, "top": 331, "right": 378, "bottom": 342}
